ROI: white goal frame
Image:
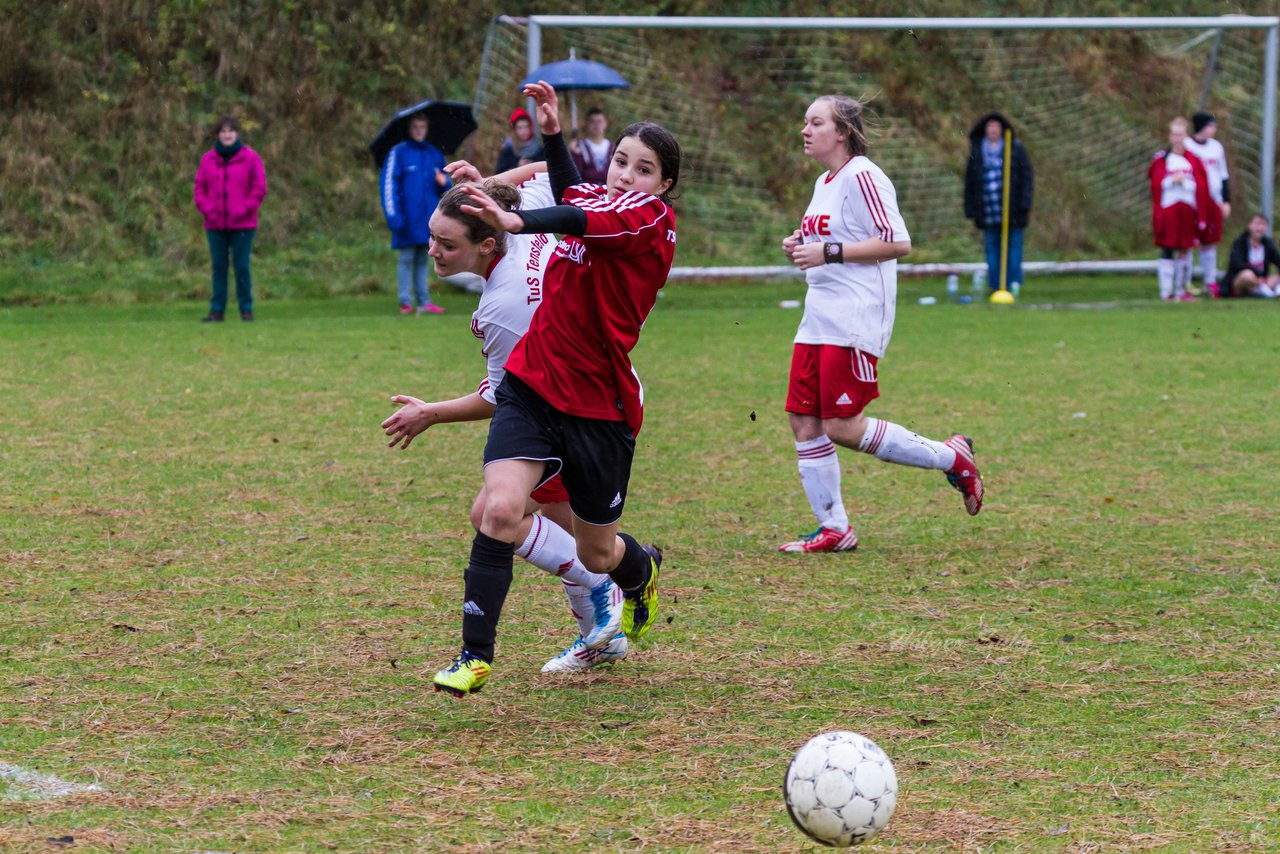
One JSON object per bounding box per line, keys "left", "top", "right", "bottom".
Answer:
{"left": 519, "top": 15, "right": 1279, "bottom": 279}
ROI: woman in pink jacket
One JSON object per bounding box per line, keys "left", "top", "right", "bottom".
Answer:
{"left": 194, "top": 117, "right": 267, "bottom": 322}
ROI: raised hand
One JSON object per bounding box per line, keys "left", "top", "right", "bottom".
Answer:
{"left": 445, "top": 160, "right": 483, "bottom": 184}
{"left": 521, "top": 81, "right": 561, "bottom": 136}
{"left": 458, "top": 184, "right": 524, "bottom": 233}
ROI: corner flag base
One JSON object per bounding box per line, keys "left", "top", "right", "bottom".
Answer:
{"left": 989, "top": 290, "right": 1016, "bottom": 305}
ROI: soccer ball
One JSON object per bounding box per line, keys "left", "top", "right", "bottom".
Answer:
{"left": 783, "top": 731, "right": 897, "bottom": 847}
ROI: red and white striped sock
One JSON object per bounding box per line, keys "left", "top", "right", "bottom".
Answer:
{"left": 517, "top": 515, "right": 611, "bottom": 638}
{"left": 858, "top": 418, "right": 957, "bottom": 471}
{"left": 516, "top": 514, "right": 610, "bottom": 589}
{"left": 796, "top": 436, "right": 849, "bottom": 532}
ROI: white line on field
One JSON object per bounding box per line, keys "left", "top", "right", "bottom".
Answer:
{"left": 0, "top": 762, "right": 102, "bottom": 799}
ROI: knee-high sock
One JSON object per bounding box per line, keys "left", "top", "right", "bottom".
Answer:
{"left": 858, "top": 418, "right": 957, "bottom": 471}
{"left": 515, "top": 515, "right": 611, "bottom": 638}
{"left": 515, "top": 514, "right": 611, "bottom": 588}
{"left": 795, "top": 436, "right": 849, "bottom": 532}
{"left": 461, "top": 531, "right": 515, "bottom": 663}
{"left": 1158, "top": 258, "right": 1175, "bottom": 300}
{"left": 609, "top": 532, "right": 650, "bottom": 594}
{"left": 1199, "top": 246, "right": 1217, "bottom": 285}
{"left": 1174, "top": 254, "right": 1193, "bottom": 296}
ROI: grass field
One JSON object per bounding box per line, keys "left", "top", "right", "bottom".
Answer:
{"left": 2, "top": 277, "right": 1279, "bottom": 852}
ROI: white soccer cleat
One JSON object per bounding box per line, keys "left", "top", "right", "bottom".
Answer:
{"left": 541, "top": 633, "right": 629, "bottom": 673}
{"left": 581, "top": 579, "right": 625, "bottom": 649}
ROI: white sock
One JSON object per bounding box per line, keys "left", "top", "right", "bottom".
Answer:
{"left": 516, "top": 515, "right": 612, "bottom": 639}
{"left": 515, "top": 515, "right": 610, "bottom": 588}
{"left": 1199, "top": 246, "right": 1217, "bottom": 285}
{"left": 1174, "top": 255, "right": 1192, "bottom": 296}
{"left": 796, "top": 436, "right": 849, "bottom": 532}
{"left": 1158, "top": 258, "right": 1174, "bottom": 299}
{"left": 559, "top": 580, "right": 598, "bottom": 638}
{"left": 858, "top": 418, "right": 957, "bottom": 471}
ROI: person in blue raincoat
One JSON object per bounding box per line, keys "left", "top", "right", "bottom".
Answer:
{"left": 380, "top": 113, "right": 451, "bottom": 314}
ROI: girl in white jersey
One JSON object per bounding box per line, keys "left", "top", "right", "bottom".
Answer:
{"left": 777, "top": 94, "right": 984, "bottom": 554}
{"left": 1185, "top": 112, "right": 1230, "bottom": 293}
{"left": 380, "top": 171, "right": 629, "bottom": 674}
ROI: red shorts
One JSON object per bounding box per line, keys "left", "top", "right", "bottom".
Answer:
{"left": 785, "top": 344, "right": 880, "bottom": 420}
{"left": 1153, "top": 202, "right": 1201, "bottom": 250}
{"left": 530, "top": 473, "right": 569, "bottom": 505}
{"left": 1201, "top": 200, "right": 1224, "bottom": 245}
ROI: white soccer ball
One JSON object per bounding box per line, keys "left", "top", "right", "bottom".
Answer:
{"left": 783, "top": 731, "right": 897, "bottom": 847}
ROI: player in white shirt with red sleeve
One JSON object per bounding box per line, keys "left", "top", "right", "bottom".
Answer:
{"left": 381, "top": 168, "right": 630, "bottom": 676}
{"left": 1184, "top": 111, "right": 1230, "bottom": 291}
{"left": 777, "top": 94, "right": 984, "bottom": 554}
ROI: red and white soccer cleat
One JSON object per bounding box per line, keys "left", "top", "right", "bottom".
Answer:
{"left": 944, "top": 434, "right": 984, "bottom": 516}
{"left": 778, "top": 526, "right": 859, "bottom": 553}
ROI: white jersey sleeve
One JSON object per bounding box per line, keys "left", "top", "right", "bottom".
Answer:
{"left": 1183, "top": 137, "right": 1227, "bottom": 203}
{"left": 517, "top": 170, "right": 556, "bottom": 210}
{"left": 793, "top": 157, "right": 908, "bottom": 357}
{"left": 845, "top": 165, "right": 908, "bottom": 244}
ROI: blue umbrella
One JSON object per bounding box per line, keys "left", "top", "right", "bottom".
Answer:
{"left": 519, "top": 50, "right": 629, "bottom": 133}
{"left": 519, "top": 58, "right": 630, "bottom": 92}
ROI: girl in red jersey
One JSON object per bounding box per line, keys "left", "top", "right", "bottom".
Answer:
{"left": 381, "top": 167, "right": 629, "bottom": 674}
{"left": 777, "top": 94, "right": 984, "bottom": 555}
{"left": 430, "top": 82, "right": 679, "bottom": 697}
{"left": 1149, "top": 117, "right": 1213, "bottom": 301}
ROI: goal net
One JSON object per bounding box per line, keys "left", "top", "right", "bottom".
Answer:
{"left": 470, "top": 16, "right": 1276, "bottom": 275}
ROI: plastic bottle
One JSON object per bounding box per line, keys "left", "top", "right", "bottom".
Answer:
{"left": 972, "top": 269, "right": 986, "bottom": 292}
{"left": 945, "top": 274, "right": 959, "bottom": 301}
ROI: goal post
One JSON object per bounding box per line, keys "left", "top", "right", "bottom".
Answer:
{"left": 473, "top": 15, "right": 1279, "bottom": 277}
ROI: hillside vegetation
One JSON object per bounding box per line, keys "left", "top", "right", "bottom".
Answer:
{"left": 0, "top": 0, "right": 1250, "bottom": 303}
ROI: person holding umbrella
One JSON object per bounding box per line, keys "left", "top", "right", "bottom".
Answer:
{"left": 380, "top": 112, "right": 450, "bottom": 315}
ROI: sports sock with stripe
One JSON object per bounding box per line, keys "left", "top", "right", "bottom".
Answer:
{"left": 795, "top": 436, "right": 849, "bottom": 532}
{"left": 515, "top": 515, "right": 612, "bottom": 638}
{"left": 515, "top": 514, "right": 611, "bottom": 587}
{"left": 858, "top": 418, "right": 957, "bottom": 471}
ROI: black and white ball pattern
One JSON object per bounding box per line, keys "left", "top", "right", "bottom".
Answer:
{"left": 784, "top": 731, "right": 897, "bottom": 847}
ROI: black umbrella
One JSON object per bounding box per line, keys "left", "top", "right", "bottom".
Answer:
{"left": 368, "top": 100, "right": 477, "bottom": 168}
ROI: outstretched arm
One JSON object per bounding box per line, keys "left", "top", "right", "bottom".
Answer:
{"left": 458, "top": 184, "right": 586, "bottom": 236}
{"left": 445, "top": 159, "right": 547, "bottom": 187}
{"left": 381, "top": 393, "right": 495, "bottom": 450}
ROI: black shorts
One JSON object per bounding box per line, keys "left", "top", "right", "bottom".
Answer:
{"left": 485, "top": 373, "right": 636, "bottom": 526}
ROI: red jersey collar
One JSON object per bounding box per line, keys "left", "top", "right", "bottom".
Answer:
{"left": 484, "top": 252, "right": 503, "bottom": 279}
{"left": 824, "top": 156, "right": 855, "bottom": 184}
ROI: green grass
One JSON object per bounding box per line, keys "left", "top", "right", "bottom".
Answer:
{"left": 2, "top": 278, "right": 1279, "bottom": 851}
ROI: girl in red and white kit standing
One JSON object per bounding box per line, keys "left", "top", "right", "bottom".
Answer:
{"left": 1149, "top": 117, "right": 1214, "bottom": 301}
{"left": 777, "top": 94, "right": 983, "bottom": 554}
